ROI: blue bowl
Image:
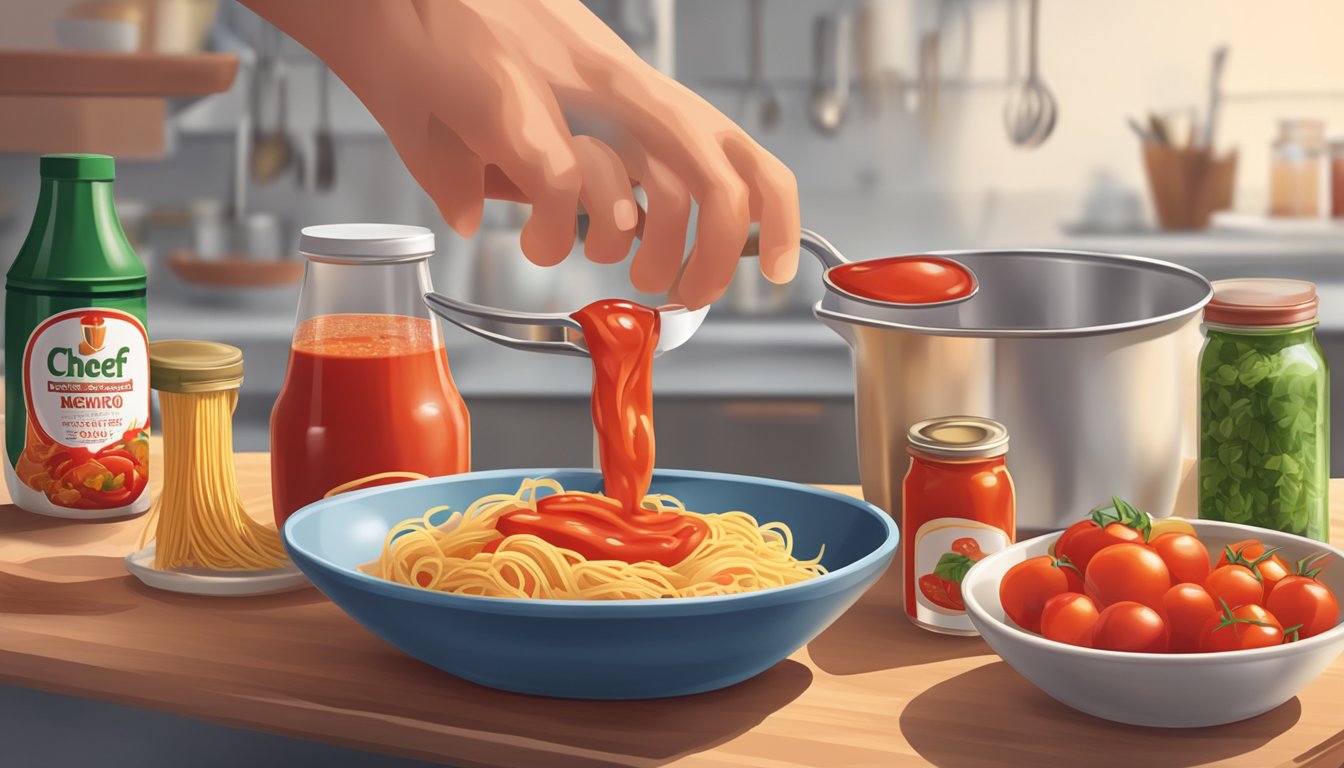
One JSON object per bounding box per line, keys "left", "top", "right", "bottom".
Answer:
{"left": 283, "top": 468, "right": 898, "bottom": 700}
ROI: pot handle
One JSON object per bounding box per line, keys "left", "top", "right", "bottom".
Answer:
{"left": 799, "top": 229, "right": 850, "bottom": 270}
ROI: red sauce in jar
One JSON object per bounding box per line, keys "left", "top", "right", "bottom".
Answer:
{"left": 488, "top": 299, "right": 707, "bottom": 567}
{"left": 270, "top": 313, "right": 470, "bottom": 526}
{"left": 902, "top": 417, "right": 1015, "bottom": 635}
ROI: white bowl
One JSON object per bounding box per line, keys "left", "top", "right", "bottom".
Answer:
{"left": 54, "top": 18, "right": 141, "bottom": 53}
{"left": 962, "top": 519, "right": 1344, "bottom": 727}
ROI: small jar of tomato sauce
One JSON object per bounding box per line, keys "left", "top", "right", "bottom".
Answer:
{"left": 903, "top": 416, "right": 1015, "bottom": 635}
{"left": 270, "top": 224, "right": 471, "bottom": 526}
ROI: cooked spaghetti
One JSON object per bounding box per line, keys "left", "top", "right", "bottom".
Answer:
{"left": 364, "top": 478, "right": 825, "bottom": 599}
{"left": 139, "top": 387, "right": 287, "bottom": 571}
{"left": 368, "top": 300, "right": 826, "bottom": 600}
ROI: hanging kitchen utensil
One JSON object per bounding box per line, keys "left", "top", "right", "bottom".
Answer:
{"left": 1200, "top": 45, "right": 1229, "bottom": 149}
{"left": 315, "top": 62, "right": 336, "bottom": 191}
{"left": 423, "top": 293, "right": 709, "bottom": 358}
{"left": 808, "top": 12, "right": 851, "bottom": 135}
{"left": 251, "top": 26, "right": 293, "bottom": 182}
{"left": 1003, "top": 0, "right": 1056, "bottom": 147}
{"left": 738, "top": 0, "right": 781, "bottom": 135}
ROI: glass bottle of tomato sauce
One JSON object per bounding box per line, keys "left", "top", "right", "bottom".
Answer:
{"left": 903, "top": 416, "right": 1015, "bottom": 635}
{"left": 270, "top": 224, "right": 470, "bottom": 526}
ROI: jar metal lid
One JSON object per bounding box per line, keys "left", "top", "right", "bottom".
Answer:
{"left": 150, "top": 340, "right": 244, "bottom": 393}
{"left": 907, "top": 416, "right": 1009, "bottom": 459}
{"left": 1204, "top": 278, "right": 1318, "bottom": 327}
{"left": 299, "top": 223, "right": 434, "bottom": 263}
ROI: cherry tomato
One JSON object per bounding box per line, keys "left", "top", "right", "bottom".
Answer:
{"left": 1040, "top": 592, "right": 1099, "bottom": 647}
{"left": 919, "top": 573, "right": 965, "bottom": 611}
{"left": 1267, "top": 576, "right": 1340, "bottom": 640}
{"left": 952, "top": 538, "right": 985, "bottom": 562}
{"left": 1056, "top": 520, "right": 1144, "bottom": 574}
{"left": 1205, "top": 565, "right": 1264, "bottom": 609}
{"left": 1216, "top": 539, "right": 1291, "bottom": 592}
{"left": 1084, "top": 543, "right": 1171, "bottom": 610}
{"left": 1200, "top": 603, "right": 1284, "bottom": 652}
{"left": 999, "top": 555, "right": 1084, "bottom": 633}
{"left": 1161, "top": 583, "right": 1218, "bottom": 653}
{"left": 1090, "top": 601, "right": 1168, "bottom": 653}
{"left": 1149, "top": 533, "right": 1211, "bottom": 586}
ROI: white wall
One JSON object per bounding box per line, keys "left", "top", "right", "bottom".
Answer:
{"left": 677, "top": 0, "right": 1344, "bottom": 255}
{"left": 2, "top": 0, "right": 1343, "bottom": 268}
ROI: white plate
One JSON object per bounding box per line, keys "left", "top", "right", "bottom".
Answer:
{"left": 125, "top": 543, "right": 310, "bottom": 597}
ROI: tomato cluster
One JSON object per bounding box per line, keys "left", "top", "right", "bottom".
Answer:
{"left": 998, "top": 498, "right": 1341, "bottom": 653}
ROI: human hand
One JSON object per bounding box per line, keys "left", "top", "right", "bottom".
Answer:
{"left": 241, "top": 0, "right": 799, "bottom": 309}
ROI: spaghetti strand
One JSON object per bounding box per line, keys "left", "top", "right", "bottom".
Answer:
{"left": 365, "top": 479, "right": 824, "bottom": 600}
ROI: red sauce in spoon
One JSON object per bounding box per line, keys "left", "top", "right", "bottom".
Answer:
{"left": 489, "top": 299, "right": 707, "bottom": 567}
{"left": 827, "top": 256, "right": 975, "bottom": 304}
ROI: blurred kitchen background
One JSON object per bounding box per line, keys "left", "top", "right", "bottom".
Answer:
{"left": 2, "top": 0, "right": 1344, "bottom": 483}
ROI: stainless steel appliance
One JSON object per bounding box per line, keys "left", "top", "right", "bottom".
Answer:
{"left": 807, "top": 233, "right": 1213, "bottom": 532}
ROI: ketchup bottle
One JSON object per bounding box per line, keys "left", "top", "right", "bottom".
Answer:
{"left": 270, "top": 224, "right": 470, "bottom": 525}
{"left": 5, "top": 154, "right": 151, "bottom": 520}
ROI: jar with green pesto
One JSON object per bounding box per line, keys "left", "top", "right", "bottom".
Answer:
{"left": 1198, "top": 279, "right": 1328, "bottom": 541}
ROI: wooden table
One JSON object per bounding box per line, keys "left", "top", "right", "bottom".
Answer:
{"left": 2, "top": 454, "right": 1343, "bottom": 768}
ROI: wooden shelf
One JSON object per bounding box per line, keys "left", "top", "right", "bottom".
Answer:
{"left": 0, "top": 50, "right": 237, "bottom": 97}
{"left": 2, "top": 450, "right": 1344, "bottom": 765}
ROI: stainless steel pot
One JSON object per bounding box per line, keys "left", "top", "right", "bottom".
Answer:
{"left": 806, "top": 232, "right": 1213, "bottom": 533}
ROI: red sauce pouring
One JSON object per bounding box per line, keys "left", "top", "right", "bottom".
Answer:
{"left": 489, "top": 299, "right": 707, "bottom": 566}
{"left": 827, "top": 256, "right": 976, "bottom": 305}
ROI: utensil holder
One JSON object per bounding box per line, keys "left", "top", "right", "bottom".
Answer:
{"left": 1142, "top": 144, "right": 1237, "bottom": 230}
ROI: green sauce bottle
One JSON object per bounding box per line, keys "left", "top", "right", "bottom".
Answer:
{"left": 5, "top": 154, "right": 151, "bottom": 519}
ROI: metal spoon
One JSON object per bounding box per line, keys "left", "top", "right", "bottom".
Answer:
{"left": 1003, "top": 0, "right": 1056, "bottom": 148}
{"left": 738, "top": 0, "right": 781, "bottom": 135}
{"left": 423, "top": 293, "right": 709, "bottom": 358}
{"left": 808, "top": 12, "right": 851, "bottom": 135}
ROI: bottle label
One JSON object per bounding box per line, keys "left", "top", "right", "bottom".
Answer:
{"left": 10, "top": 308, "right": 150, "bottom": 517}
{"left": 912, "top": 518, "right": 1011, "bottom": 633}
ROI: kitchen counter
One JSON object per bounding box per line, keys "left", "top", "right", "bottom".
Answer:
{"left": 3, "top": 454, "right": 1344, "bottom": 767}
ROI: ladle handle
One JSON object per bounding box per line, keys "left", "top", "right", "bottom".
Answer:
{"left": 799, "top": 229, "right": 850, "bottom": 270}
{"left": 423, "top": 292, "right": 578, "bottom": 329}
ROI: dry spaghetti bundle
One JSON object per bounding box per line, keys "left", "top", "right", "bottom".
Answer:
{"left": 140, "top": 341, "right": 286, "bottom": 571}
{"left": 365, "top": 479, "right": 825, "bottom": 600}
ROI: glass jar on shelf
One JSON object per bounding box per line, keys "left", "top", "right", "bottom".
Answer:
{"left": 1198, "top": 279, "right": 1329, "bottom": 541}
{"left": 1269, "top": 119, "right": 1327, "bottom": 218}
{"left": 1329, "top": 137, "right": 1344, "bottom": 219}
{"left": 270, "top": 224, "right": 471, "bottom": 526}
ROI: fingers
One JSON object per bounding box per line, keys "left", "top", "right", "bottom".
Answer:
{"left": 572, "top": 136, "right": 638, "bottom": 264}
{"left": 724, "top": 134, "right": 800, "bottom": 284}
{"left": 483, "top": 165, "right": 527, "bottom": 203}
{"left": 447, "top": 55, "right": 582, "bottom": 266}
{"left": 624, "top": 152, "right": 691, "bottom": 294}
{"left": 676, "top": 179, "right": 751, "bottom": 309}
{"left": 424, "top": 116, "right": 486, "bottom": 237}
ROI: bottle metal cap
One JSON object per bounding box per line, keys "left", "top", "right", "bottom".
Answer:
{"left": 40, "top": 153, "right": 116, "bottom": 181}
